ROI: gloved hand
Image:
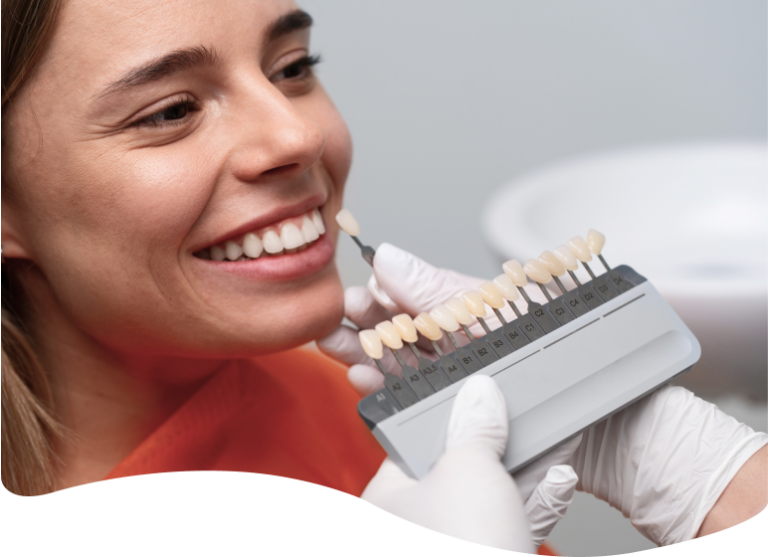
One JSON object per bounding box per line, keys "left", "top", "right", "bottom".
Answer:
{"left": 362, "top": 375, "right": 535, "bottom": 552}
{"left": 319, "top": 243, "right": 580, "bottom": 545}
{"left": 569, "top": 384, "right": 768, "bottom": 546}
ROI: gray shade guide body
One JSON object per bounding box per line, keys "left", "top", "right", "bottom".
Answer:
{"left": 383, "top": 373, "right": 419, "bottom": 409}
{"left": 417, "top": 357, "right": 452, "bottom": 391}
{"left": 607, "top": 269, "right": 635, "bottom": 293}
{"left": 358, "top": 266, "right": 702, "bottom": 479}
{"left": 578, "top": 285, "right": 604, "bottom": 309}
{"left": 439, "top": 356, "right": 468, "bottom": 382}
{"left": 527, "top": 301, "right": 561, "bottom": 333}
{"left": 502, "top": 323, "right": 531, "bottom": 349}
{"left": 401, "top": 365, "right": 436, "bottom": 399}
{"left": 591, "top": 276, "right": 618, "bottom": 302}
{"left": 470, "top": 339, "right": 500, "bottom": 366}
{"left": 516, "top": 314, "right": 546, "bottom": 341}
{"left": 453, "top": 346, "right": 483, "bottom": 373}
{"left": 484, "top": 329, "right": 515, "bottom": 357}
{"left": 548, "top": 298, "right": 576, "bottom": 326}
{"left": 563, "top": 290, "right": 589, "bottom": 317}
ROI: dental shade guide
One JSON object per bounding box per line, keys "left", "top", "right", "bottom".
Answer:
{"left": 393, "top": 314, "right": 453, "bottom": 392}
{"left": 376, "top": 321, "right": 435, "bottom": 400}
{"left": 354, "top": 228, "right": 701, "bottom": 479}
{"left": 336, "top": 209, "right": 376, "bottom": 266}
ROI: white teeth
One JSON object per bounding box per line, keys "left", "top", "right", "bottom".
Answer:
{"left": 243, "top": 233, "right": 263, "bottom": 258}
{"left": 262, "top": 230, "right": 284, "bottom": 253}
{"left": 211, "top": 245, "right": 226, "bottom": 261}
{"left": 311, "top": 209, "right": 325, "bottom": 235}
{"left": 301, "top": 215, "right": 320, "bottom": 243}
{"left": 225, "top": 241, "right": 243, "bottom": 261}
{"left": 281, "top": 222, "right": 305, "bottom": 250}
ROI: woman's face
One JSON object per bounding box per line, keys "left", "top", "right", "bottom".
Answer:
{"left": 2, "top": 0, "right": 352, "bottom": 357}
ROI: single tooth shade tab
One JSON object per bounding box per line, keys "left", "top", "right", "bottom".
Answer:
{"left": 281, "top": 222, "right": 305, "bottom": 250}
{"left": 225, "top": 241, "right": 243, "bottom": 261}
{"left": 430, "top": 304, "right": 460, "bottom": 332}
{"left": 587, "top": 229, "right": 606, "bottom": 255}
{"left": 312, "top": 209, "right": 326, "bottom": 235}
{"left": 359, "top": 329, "right": 384, "bottom": 360}
{"left": 392, "top": 314, "right": 418, "bottom": 343}
{"left": 493, "top": 274, "right": 520, "bottom": 301}
{"left": 375, "top": 320, "right": 404, "bottom": 350}
{"left": 243, "top": 233, "right": 264, "bottom": 258}
{"left": 211, "top": 245, "right": 226, "bottom": 262}
{"left": 335, "top": 209, "right": 360, "bottom": 236}
{"left": 502, "top": 259, "right": 528, "bottom": 287}
{"left": 553, "top": 244, "right": 579, "bottom": 270}
{"left": 478, "top": 281, "right": 505, "bottom": 309}
{"left": 301, "top": 215, "right": 320, "bottom": 243}
{"left": 461, "top": 291, "right": 488, "bottom": 318}
{"left": 262, "top": 230, "right": 284, "bottom": 254}
{"left": 414, "top": 312, "right": 443, "bottom": 341}
{"left": 524, "top": 259, "right": 552, "bottom": 284}
{"left": 568, "top": 236, "right": 592, "bottom": 262}
{"left": 445, "top": 297, "right": 474, "bottom": 325}
{"left": 538, "top": 250, "right": 566, "bottom": 276}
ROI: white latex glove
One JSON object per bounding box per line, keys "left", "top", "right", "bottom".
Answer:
{"left": 363, "top": 375, "right": 534, "bottom": 553}
{"left": 570, "top": 384, "right": 768, "bottom": 546}
{"left": 318, "top": 243, "right": 580, "bottom": 545}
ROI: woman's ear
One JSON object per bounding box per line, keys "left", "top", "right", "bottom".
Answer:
{"left": 1, "top": 199, "right": 33, "bottom": 260}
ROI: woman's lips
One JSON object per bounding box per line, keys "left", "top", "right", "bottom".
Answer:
{"left": 193, "top": 231, "right": 335, "bottom": 282}
{"left": 195, "top": 207, "right": 326, "bottom": 261}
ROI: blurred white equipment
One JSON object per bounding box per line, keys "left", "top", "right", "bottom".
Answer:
{"left": 484, "top": 142, "right": 767, "bottom": 400}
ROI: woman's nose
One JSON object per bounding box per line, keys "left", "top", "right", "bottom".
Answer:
{"left": 227, "top": 85, "right": 326, "bottom": 184}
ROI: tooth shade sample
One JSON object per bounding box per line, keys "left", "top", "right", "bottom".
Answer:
{"left": 359, "top": 329, "right": 384, "bottom": 360}
{"left": 312, "top": 209, "right": 326, "bottom": 235}
{"left": 478, "top": 281, "right": 505, "bottom": 309}
{"left": 243, "top": 233, "right": 264, "bottom": 258}
{"left": 538, "top": 250, "right": 566, "bottom": 276}
{"left": 430, "top": 304, "right": 460, "bottom": 332}
{"left": 375, "top": 321, "right": 404, "bottom": 350}
{"left": 211, "top": 245, "right": 226, "bottom": 261}
{"left": 392, "top": 314, "right": 418, "bottom": 343}
{"left": 587, "top": 229, "right": 606, "bottom": 255}
{"left": 414, "top": 312, "right": 443, "bottom": 341}
{"left": 461, "top": 291, "right": 487, "bottom": 318}
{"left": 553, "top": 244, "right": 579, "bottom": 271}
{"left": 568, "top": 236, "right": 592, "bottom": 262}
{"left": 225, "top": 241, "right": 243, "bottom": 261}
{"left": 503, "top": 259, "right": 528, "bottom": 287}
{"left": 281, "top": 223, "right": 305, "bottom": 250}
{"left": 445, "top": 297, "right": 473, "bottom": 325}
{"left": 493, "top": 274, "right": 520, "bottom": 301}
{"left": 301, "top": 216, "right": 320, "bottom": 243}
{"left": 524, "top": 259, "right": 552, "bottom": 284}
{"left": 262, "top": 230, "right": 284, "bottom": 254}
{"left": 335, "top": 209, "right": 360, "bottom": 237}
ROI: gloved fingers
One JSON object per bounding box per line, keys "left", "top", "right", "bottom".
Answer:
{"left": 446, "top": 375, "right": 508, "bottom": 458}
{"left": 347, "top": 364, "right": 386, "bottom": 397}
{"left": 316, "top": 325, "right": 372, "bottom": 367}
{"left": 523, "top": 465, "right": 579, "bottom": 547}
{"left": 344, "top": 285, "right": 397, "bottom": 329}
{"left": 513, "top": 433, "right": 583, "bottom": 502}
{"left": 367, "top": 275, "right": 403, "bottom": 313}
{"left": 361, "top": 457, "right": 418, "bottom": 502}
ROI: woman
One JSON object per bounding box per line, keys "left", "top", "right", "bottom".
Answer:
{"left": 2, "top": 0, "right": 765, "bottom": 552}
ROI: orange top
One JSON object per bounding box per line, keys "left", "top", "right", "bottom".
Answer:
{"left": 104, "top": 347, "right": 558, "bottom": 555}
{"left": 105, "top": 348, "right": 386, "bottom": 496}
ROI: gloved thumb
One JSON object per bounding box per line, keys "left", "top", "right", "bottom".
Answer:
{"left": 523, "top": 465, "right": 578, "bottom": 547}
{"left": 370, "top": 243, "right": 478, "bottom": 314}
{"left": 446, "top": 375, "right": 508, "bottom": 458}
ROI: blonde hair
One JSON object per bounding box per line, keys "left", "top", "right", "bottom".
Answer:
{"left": 2, "top": 0, "right": 63, "bottom": 495}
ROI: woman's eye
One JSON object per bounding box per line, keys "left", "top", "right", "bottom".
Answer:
{"left": 133, "top": 95, "right": 199, "bottom": 128}
{"left": 273, "top": 55, "right": 321, "bottom": 82}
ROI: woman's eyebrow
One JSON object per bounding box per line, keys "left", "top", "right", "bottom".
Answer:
{"left": 266, "top": 9, "right": 313, "bottom": 44}
{"left": 99, "top": 45, "right": 220, "bottom": 98}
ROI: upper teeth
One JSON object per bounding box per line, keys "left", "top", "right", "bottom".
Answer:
{"left": 201, "top": 208, "right": 325, "bottom": 261}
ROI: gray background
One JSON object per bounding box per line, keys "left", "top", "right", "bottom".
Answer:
{"left": 299, "top": 1, "right": 767, "bottom": 555}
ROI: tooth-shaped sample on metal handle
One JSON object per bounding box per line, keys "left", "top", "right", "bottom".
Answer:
{"left": 430, "top": 305, "right": 460, "bottom": 332}
{"left": 392, "top": 314, "right": 418, "bottom": 343}
{"left": 493, "top": 274, "right": 522, "bottom": 317}
{"left": 414, "top": 312, "right": 443, "bottom": 341}
{"left": 375, "top": 321, "right": 404, "bottom": 350}
{"left": 568, "top": 236, "right": 597, "bottom": 279}
{"left": 359, "top": 329, "right": 384, "bottom": 360}
{"left": 538, "top": 251, "right": 568, "bottom": 294}
{"left": 503, "top": 259, "right": 528, "bottom": 287}
{"left": 445, "top": 298, "right": 474, "bottom": 326}
{"left": 478, "top": 282, "right": 505, "bottom": 309}
{"left": 587, "top": 229, "right": 611, "bottom": 271}
{"left": 335, "top": 209, "right": 360, "bottom": 236}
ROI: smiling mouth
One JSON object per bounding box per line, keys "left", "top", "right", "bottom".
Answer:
{"left": 195, "top": 208, "right": 326, "bottom": 261}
